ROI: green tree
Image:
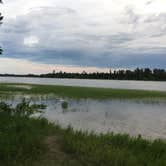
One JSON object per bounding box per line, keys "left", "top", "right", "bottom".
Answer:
{"left": 0, "top": 0, "right": 3, "bottom": 54}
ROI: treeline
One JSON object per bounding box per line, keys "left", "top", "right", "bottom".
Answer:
{"left": 1, "top": 68, "right": 166, "bottom": 81}
{"left": 41, "top": 68, "right": 166, "bottom": 81}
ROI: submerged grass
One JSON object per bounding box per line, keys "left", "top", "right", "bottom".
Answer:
{"left": 0, "top": 83, "right": 166, "bottom": 100}
{"left": 1, "top": 101, "right": 166, "bottom": 166}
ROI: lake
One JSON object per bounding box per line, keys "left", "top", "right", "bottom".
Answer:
{"left": 0, "top": 77, "right": 166, "bottom": 91}
{"left": 3, "top": 95, "right": 166, "bottom": 140}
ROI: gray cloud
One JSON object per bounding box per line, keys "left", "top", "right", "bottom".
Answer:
{"left": 125, "top": 7, "right": 140, "bottom": 24}
{"left": 0, "top": 4, "right": 166, "bottom": 69}
{"left": 146, "top": 0, "right": 155, "bottom": 5}
{"left": 120, "top": 7, "right": 141, "bottom": 26}
{"left": 145, "top": 13, "right": 166, "bottom": 23}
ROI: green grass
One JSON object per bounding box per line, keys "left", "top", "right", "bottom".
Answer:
{"left": 0, "top": 83, "right": 166, "bottom": 100}
{"left": 1, "top": 101, "right": 166, "bottom": 166}
{"left": 60, "top": 127, "right": 166, "bottom": 166}
{"left": 0, "top": 100, "right": 50, "bottom": 166}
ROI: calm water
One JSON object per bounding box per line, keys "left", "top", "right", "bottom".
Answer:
{"left": 0, "top": 76, "right": 166, "bottom": 91}
{"left": 44, "top": 99, "right": 166, "bottom": 139}
{"left": 4, "top": 95, "right": 166, "bottom": 140}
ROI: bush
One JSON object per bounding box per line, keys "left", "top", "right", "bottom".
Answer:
{"left": 0, "top": 100, "right": 50, "bottom": 166}
{"left": 61, "top": 101, "right": 68, "bottom": 109}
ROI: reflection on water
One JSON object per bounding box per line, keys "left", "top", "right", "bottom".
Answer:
{"left": 1, "top": 95, "right": 166, "bottom": 140}
{"left": 44, "top": 99, "right": 166, "bottom": 140}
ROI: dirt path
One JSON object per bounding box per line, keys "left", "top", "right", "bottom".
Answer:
{"left": 32, "top": 135, "right": 82, "bottom": 166}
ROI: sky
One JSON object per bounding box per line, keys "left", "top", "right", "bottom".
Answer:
{"left": 0, "top": 0, "right": 166, "bottom": 74}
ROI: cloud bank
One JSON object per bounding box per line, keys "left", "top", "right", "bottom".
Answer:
{"left": 0, "top": 0, "right": 166, "bottom": 73}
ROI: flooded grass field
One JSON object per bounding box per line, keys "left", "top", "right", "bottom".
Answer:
{"left": 2, "top": 94, "right": 166, "bottom": 140}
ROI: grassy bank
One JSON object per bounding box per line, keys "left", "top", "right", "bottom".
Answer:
{"left": 0, "top": 83, "right": 166, "bottom": 99}
{"left": 1, "top": 101, "right": 166, "bottom": 166}
{"left": 0, "top": 102, "right": 54, "bottom": 166}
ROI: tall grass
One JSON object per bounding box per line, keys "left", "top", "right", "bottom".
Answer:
{"left": 61, "top": 127, "right": 166, "bottom": 166}
{"left": 0, "top": 100, "right": 53, "bottom": 166}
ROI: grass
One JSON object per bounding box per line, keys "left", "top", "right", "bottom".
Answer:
{"left": 0, "top": 83, "right": 166, "bottom": 100}
{"left": 1, "top": 101, "right": 166, "bottom": 166}
{"left": 60, "top": 127, "right": 166, "bottom": 166}
{"left": 0, "top": 101, "right": 53, "bottom": 166}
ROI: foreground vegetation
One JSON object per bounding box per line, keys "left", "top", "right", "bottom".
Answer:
{"left": 1, "top": 100, "right": 166, "bottom": 166}
{"left": 1, "top": 83, "right": 166, "bottom": 100}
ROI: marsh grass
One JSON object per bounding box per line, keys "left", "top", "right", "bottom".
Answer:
{"left": 0, "top": 83, "right": 166, "bottom": 100}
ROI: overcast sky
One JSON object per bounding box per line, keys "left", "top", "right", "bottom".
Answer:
{"left": 0, "top": 0, "right": 166, "bottom": 74}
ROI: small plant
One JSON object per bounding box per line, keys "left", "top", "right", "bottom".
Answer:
{"left": 16, "top": 98, "right": 46, "bottom": 117}
{"left": 61, "top": 101, "right": 68, "bottom": 109}
{"left": 0, "top": 102, "right": 13, "bottom": 114}
{"left": 0, "top": 98, "right": 46, "bottom": 117}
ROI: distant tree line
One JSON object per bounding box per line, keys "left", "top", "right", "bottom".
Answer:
{"left": 40, "top": 68, "right": 166, "bottom": 81}
{"left": 2, "top": 68, "right": 166, "bottom": 81}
